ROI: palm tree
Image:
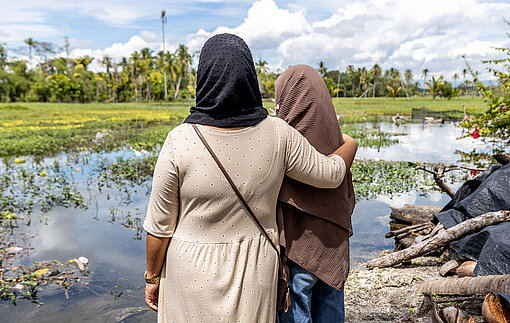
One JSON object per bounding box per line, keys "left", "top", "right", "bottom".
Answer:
{"left": 318, "top": 61, "right": 328, "bottom": 78}
{"left": 425, "top": 76, "right": 444, "bottom": 100}
{"left": 24, "top": 38, "right": 36, "bottom": 64}
{"left": 130, "top": 51, "right": 140, "bottom": 101}
{"left": 386, "top": 81, "right": 401, "bottom": 100}
{"left": 422, "top": 68, "right": 429, "bottom": 96}
{"left": 453, "top": 73, "right": 459, "bottom": 88}
{"left": 101, "top": 56, "right": 113, "bottom": 100}
{"left": 372, "top": 64, "right": 381, "bottom": 97}
{"left": 402, "top": 69, "right": 413, "bottom": 100}
{"left": 357, "top": 67, "right": 372, "bottom": 98}
{"left": 161, "top": 10, "right": 168, "bottom": 100}
{"left": 346, "top": 65, "right": 355, "bottom": 96}
{"left": 140, "top": 48, "right": 155, "bottom": 100}
{"left": 173, "top": 45, "right": 192, "bottom": 100}
{"left": 255, "top": 59, "right": 268, "bottom": 95}
{"left": 336, "top": 67, "right": 341, "bottom": 98}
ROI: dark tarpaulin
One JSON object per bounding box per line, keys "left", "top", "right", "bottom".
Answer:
{"left": 434, "top": 162, "right": 510, "bottom": 303}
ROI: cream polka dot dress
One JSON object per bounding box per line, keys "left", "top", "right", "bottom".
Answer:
{"left": 143, "top": 116, "right": 346, "bottom": 322}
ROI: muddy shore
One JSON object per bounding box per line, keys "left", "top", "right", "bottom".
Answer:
{"left": 344, "top": 261, "right": 442, "bottom": 322}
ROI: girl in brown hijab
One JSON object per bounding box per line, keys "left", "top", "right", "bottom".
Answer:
{"left": 276, "top": 65, "right": 356, "bottom": 322}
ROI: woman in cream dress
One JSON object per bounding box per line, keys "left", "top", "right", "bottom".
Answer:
{"left": 143, "top": 34, "right": 357, "bottom": 322}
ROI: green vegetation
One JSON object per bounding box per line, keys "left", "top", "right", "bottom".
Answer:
{"left": 0, "top": 97, "right": 487, "bottom": 158}
{"left": 330, "top": 96, "right": 486, "bottom": 123}
{"left": 461, "top": 31, "right": 510, "bottom": 139}
{"left": 0, "top": 38, "right": 483, "bottom": 103}
{"left": 0, "top": 102, "right": 189, "bottom": 157}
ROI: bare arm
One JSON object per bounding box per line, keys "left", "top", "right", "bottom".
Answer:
{"left": 146, "top": 233, "right": 169, "bottom": 277}
{"left": 331, "top": 134, "right": 357, "bottom": 170}
{"left": 143, "top": 132, "right": 179, "bottom": 312}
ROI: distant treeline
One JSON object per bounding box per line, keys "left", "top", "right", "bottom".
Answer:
{"left": 0, "top": 40, "right": 478, "bottom": 103}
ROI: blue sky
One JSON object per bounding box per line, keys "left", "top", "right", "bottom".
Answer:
{"left": 1, "top": 0, "right": 510, "bottom": 79}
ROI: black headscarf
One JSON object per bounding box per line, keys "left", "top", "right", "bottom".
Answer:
{"left": 184, "top": 33, "right": 268, "bottom": 127}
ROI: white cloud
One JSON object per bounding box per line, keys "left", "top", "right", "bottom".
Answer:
{"left": 62, "top": 31, "right": 174, "bottom": 72}
{"left": 2, "top": 0, "right": 509, "bottom": 80}
{"left": 186, "top": 0, "right": 510, "bottom": 80}
{"left": 186, "top": 0, "right": 308, "bottom": 53}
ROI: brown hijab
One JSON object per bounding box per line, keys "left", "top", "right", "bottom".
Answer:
{"left": 276, "top": 64, "right": 354, "bottom": 233}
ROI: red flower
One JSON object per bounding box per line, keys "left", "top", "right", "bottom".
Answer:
{"left": 472, "top": 128, "right": 480, "bottom": 139}
{"left": 470, "top": 170, "right": 478, "bottom": 177}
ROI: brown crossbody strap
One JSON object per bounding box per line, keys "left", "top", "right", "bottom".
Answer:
{"left": 191, "top": 124, "right": 282, "bottom": 259}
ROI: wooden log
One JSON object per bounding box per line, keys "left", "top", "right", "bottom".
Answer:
{"left": 439, "top": 306, "right": 476, "bottom": 323}
{"left": 385, "top": 222, "right": 431, "bottom": 238}
{"left": 395, "top": 225, "right": 433, "bottom": 240}
{"left": 395, "top": 237, "right": 415, "bottom": 250}
{"left": 417, "top": 274, "right": 510, "bottom": 295}
{"left": 389, "top": 204, "right": 441, "bottom": 225}
{"left": 417, "top": 293, "right": 443, "bottom": 323}
{"left": 389, "top": 221, "right": 408, "bottom": 231}
{"left": 366, "top": 210, "right": 510, "bottom": 269}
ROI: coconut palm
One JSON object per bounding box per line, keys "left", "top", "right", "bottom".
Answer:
{"left": 386, "top": 81, "right": 401, "bottom": 100}
{"left": 130, "top": 51, "right": 140, "bottom": 101}
{"left": 422, "top": 68, "right": 429, "bottom": 96}
{"left": 453, "top": 73, "right": 459, "bottom": 88}
{"left": 425, "top": 76, "right": 444, "bottom": 100}
{"left": 173, "top": 45, "right": 192, "bottom": 100}
{"left": 101, "top": 56, "right": 113, "bottom": 100}
{"left": 346, "top": 65, "right": 355, "bottom": 96}
{"left": 402, "top": 69, "right": 413, "bottom": 100}
{"left": 372, "top": 64, "right": 381, "bottom": 97}
{"left": 318, "top": 61, "right": 328, "bottom": 78}
{"left": 161, "top": 10, "right": 168, "bottom": 100}
{"left": 24, "top": 38, "right": 35, "bottom": 63}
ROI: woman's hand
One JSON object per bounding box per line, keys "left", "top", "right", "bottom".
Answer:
{"left": 332, "top": 134, "right": 357, "bottom": 170}
{"left": 145, "top": 282, "right": 160, "bottom": 312}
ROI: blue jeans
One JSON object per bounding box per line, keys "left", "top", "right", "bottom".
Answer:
{"left": 278, "top": 260, "right": 345, "bottom": 323}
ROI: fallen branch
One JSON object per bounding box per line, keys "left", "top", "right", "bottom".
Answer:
{"left": 409, "top": 162, "right": 456, "bottom": 197}
{"left": 395, "top": 225, "right": 432, "bottom": 240}
{"left": 418, "top": 274, "right": 510, "bottom": 295}
{"left": 385, "top": 222, "right": 432, "bottom": 238}
{"left": 408, "top": 162, "right": 488, "bottom": 198}
{"left": 366, "top": 210, "right": 510, "bottom": 269}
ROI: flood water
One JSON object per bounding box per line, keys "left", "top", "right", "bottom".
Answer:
{"left": 0, "top": 122, "right": 498, "bottom": 322}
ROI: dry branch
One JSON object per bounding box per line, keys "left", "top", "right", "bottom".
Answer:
{"left": 418, "top": 274, "right": 510, "bottom": 295}
{"left": 385, "top": 222, "right": 432, "bottom": 238}
{"left": 408, "top": 162, "right": 488, "bottom": 198}
{"left": 366, "top": 210, "right": 510, "bottom": 269}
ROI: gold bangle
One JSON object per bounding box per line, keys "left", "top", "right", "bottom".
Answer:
{"left": 144, "top": 271, "right": 161, "bottom": 284}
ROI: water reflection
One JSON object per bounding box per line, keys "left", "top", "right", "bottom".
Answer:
{"left": 0, "top": 122, "right": 505, "bottom": 321}
{"left": 355, "top": 121, "right": 497, "bottom": 164}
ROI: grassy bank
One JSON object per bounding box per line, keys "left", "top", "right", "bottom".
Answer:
{"left": 330, "top": 96, "right": 486, "bottom": 123}
{"left": 0, "top": 97, "right": 487, "bottom": 157}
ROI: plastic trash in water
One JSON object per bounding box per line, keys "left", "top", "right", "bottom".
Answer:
{"left": 78, "top": 257, "right": 89, "bottom": 265}
{"left": 34, "top": 268, "right": 49, "bottom": 276}
{"left": 7, "top": 247, "right": 23, "bottom": 253}
{"left": 70, "top": 257, "right": 89, "bottom": 270}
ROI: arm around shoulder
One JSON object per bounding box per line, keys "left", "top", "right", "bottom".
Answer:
{"left": 331, "top": 134, "right": 357, "bottom": 170}
{"left": 283, "top": 121, "right": 348, "bottom": 189}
